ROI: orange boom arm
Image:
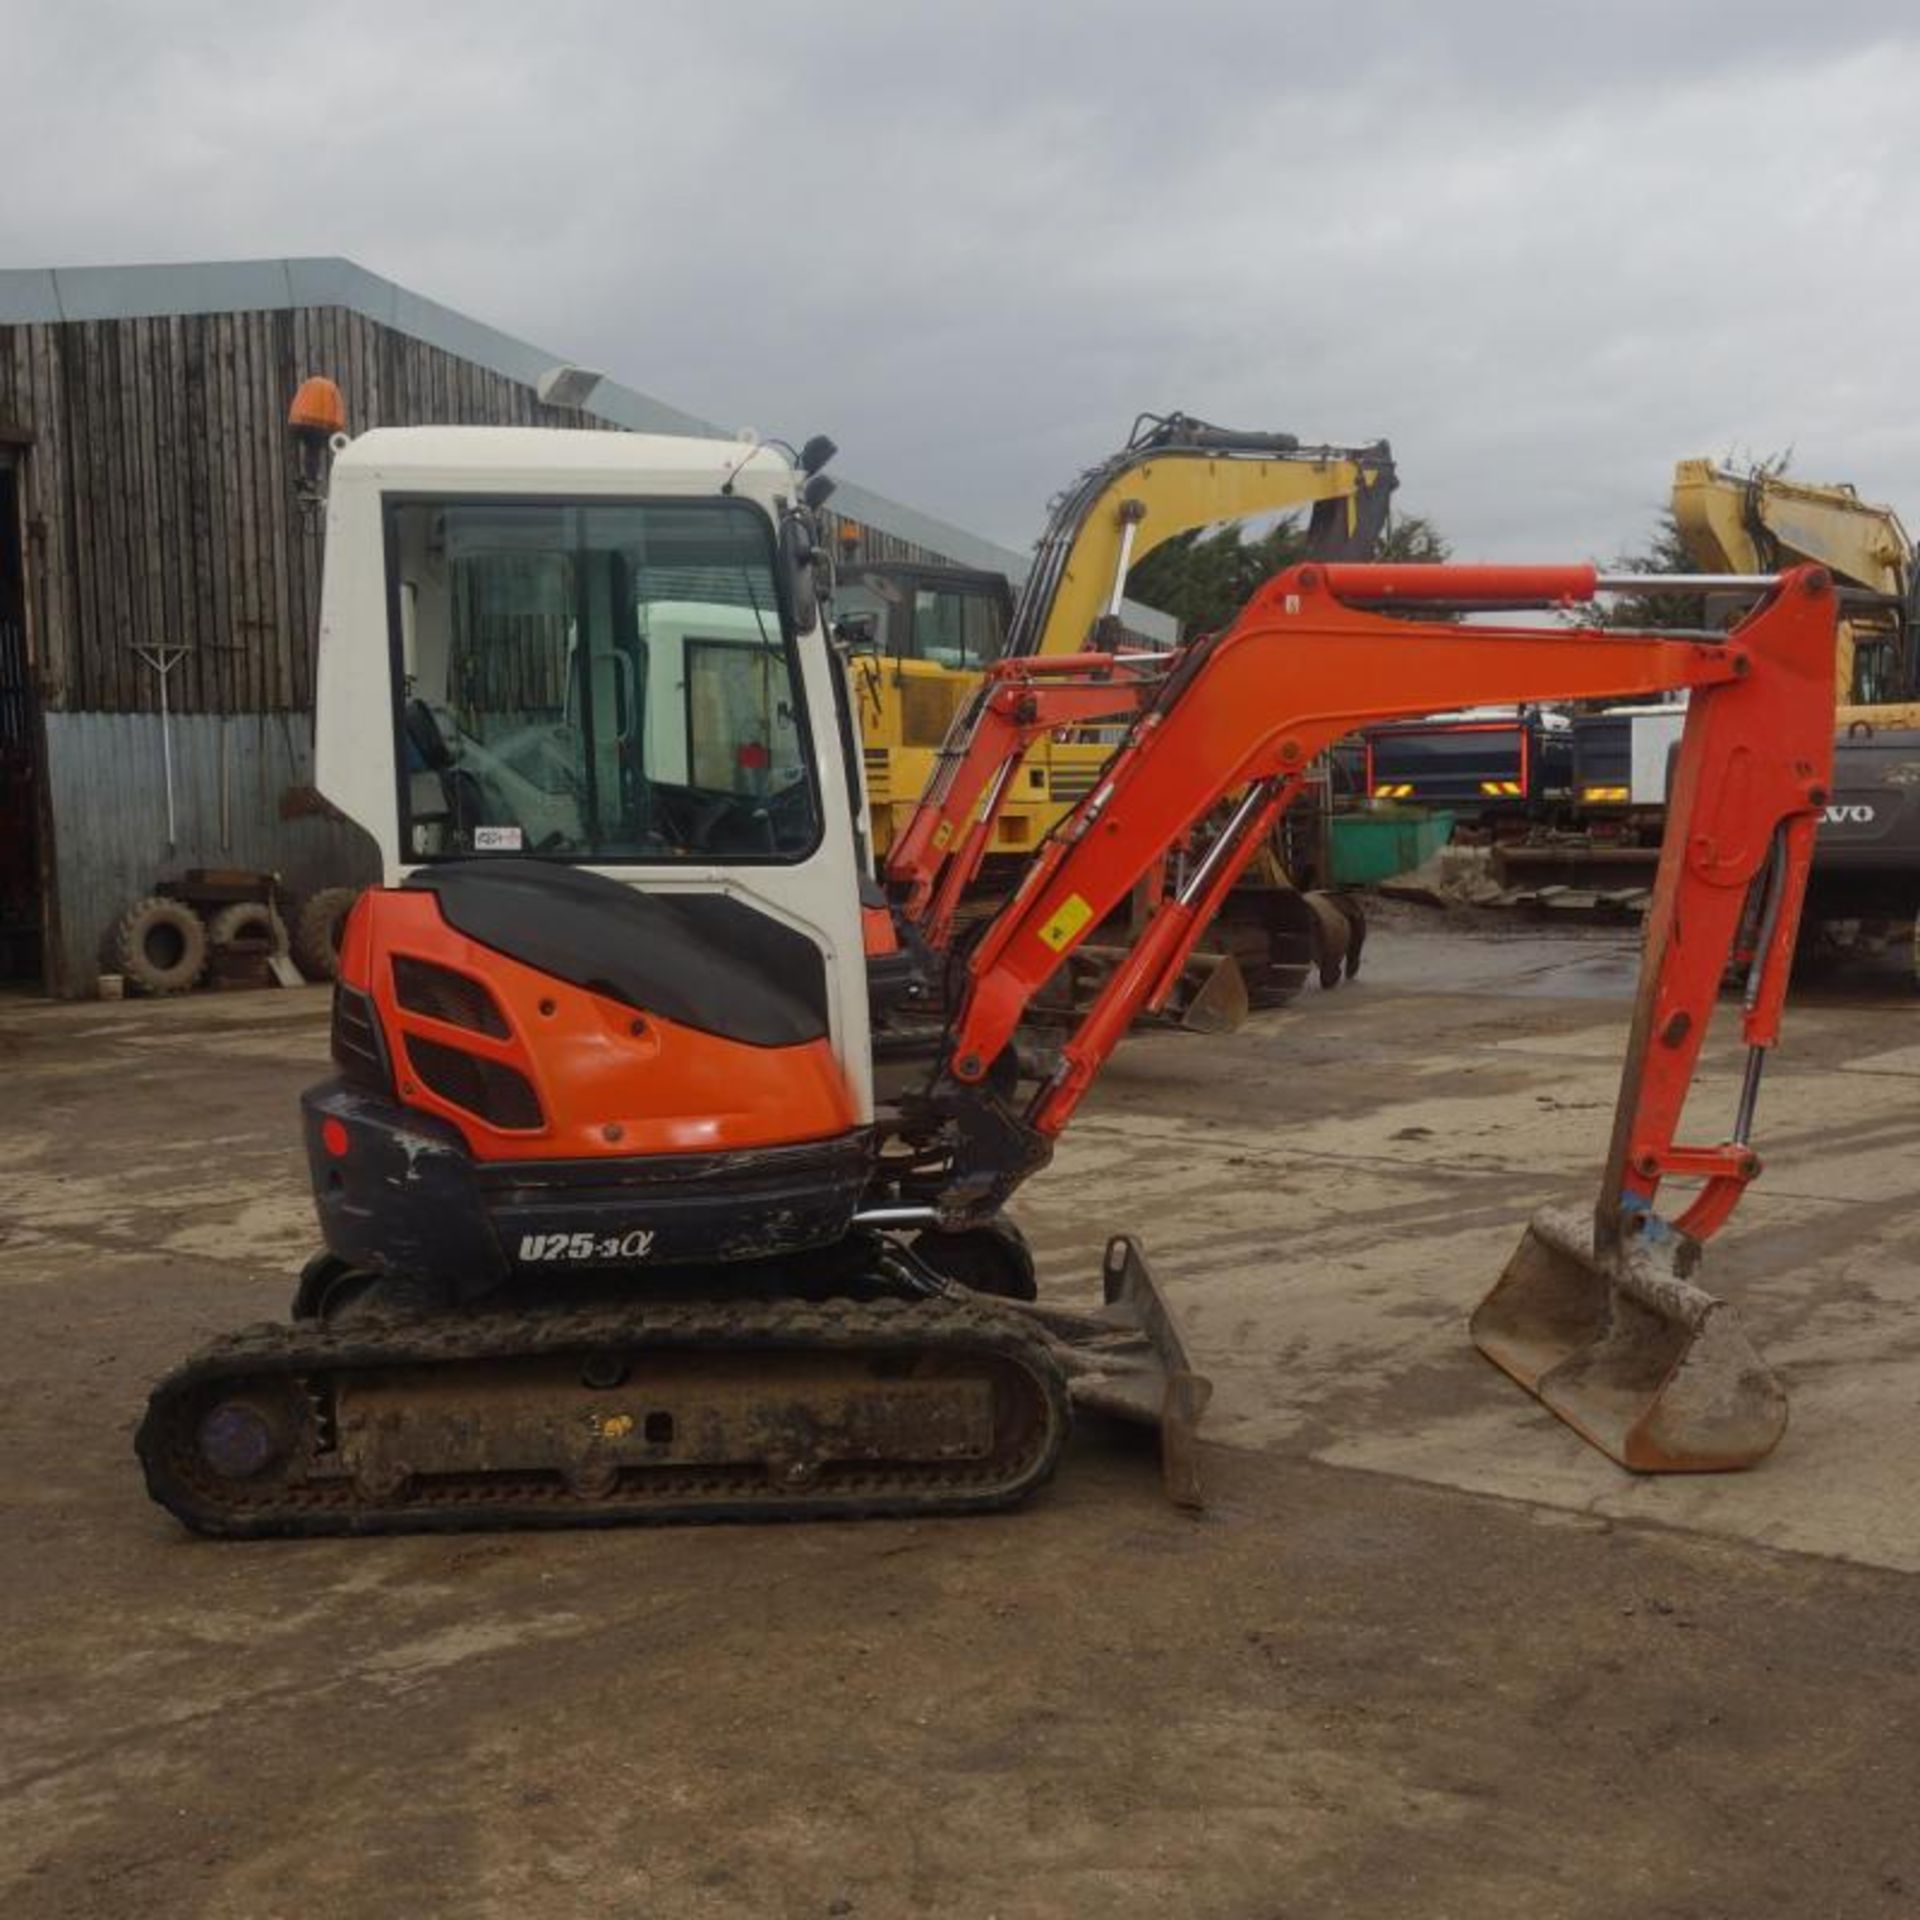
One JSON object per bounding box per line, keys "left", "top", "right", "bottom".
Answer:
{"left": 904, "top": 562, "right": 1836, "bottom": 1257}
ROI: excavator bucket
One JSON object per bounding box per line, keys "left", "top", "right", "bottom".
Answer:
{"left": 1048, "top": 941, "right": 1253, "bottom": 1034}
{"left": 1166, "top": 950, "right": 1251, "bottom": 1034}
{"left": 1008, "top": 1235, "right": 1214, "bottom": 1507}
{"left": 1472, "top": 1205, "right": 1787, "bottom": 1472}
{"left": 1204, "top": 882, "right": 1363, "bottom": 1008}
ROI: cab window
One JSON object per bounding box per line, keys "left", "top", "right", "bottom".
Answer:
{"left": 909, "top": 584, "right": 1005, "bottom": 669}
{"left": 388, "top": 496, "right": 819, "bottom": 864}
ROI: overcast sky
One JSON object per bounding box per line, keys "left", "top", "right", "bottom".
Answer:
{"left": 7, "top": 1, "right": 1918, "bottom": 563}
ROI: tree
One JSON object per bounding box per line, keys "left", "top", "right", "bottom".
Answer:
{"left": 1592, "top": 508, "right": 1706, "bottom": 631}
{"left": 1375, "top": 514, "right": 1451, "bottom": 565}
{"left": 1598, "top": 453, "right": 1794, "bottom": 630}
{"left": 1126, "top": 512, "right": 1450, "bottom": 636}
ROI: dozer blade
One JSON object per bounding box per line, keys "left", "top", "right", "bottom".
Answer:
{"left": 1006, "top": 1234, "right": 1214, "bottom": 1507}
{"left": 1471, "top": 1205, "right": 1786, "bottom": 1473}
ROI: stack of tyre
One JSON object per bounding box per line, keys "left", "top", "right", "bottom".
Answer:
{"left": 110, "top": 888, "right": 360, "bottom": 996}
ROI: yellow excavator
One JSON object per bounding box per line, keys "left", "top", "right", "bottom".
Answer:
{"left": 1671, "top": 459, "right": 1920, "bottom": 972}
{"left": 840, "top": 415, "right": 1396, "bottom": 862}
{"left": 840, "top": 415, "right": 1397, "bottom": 1013}
{"left": 1672, "top": 459, "right": 1919, "bottom": 722}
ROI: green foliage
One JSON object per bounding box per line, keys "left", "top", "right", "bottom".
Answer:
{"left": 1593, "top": 508, "right": 1706, "bottom": 630}
{"left": 1375, "top": 514, "right": 1451, "bottom": 565}
{"left": 1126, "top": 513, "right": 1451, "bottom": 637}
{"left": 1600, "top": 455, "right": 1793, "bottom": 630}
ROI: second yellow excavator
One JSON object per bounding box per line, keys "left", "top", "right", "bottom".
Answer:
{"left": 842, "top": 414, "right": 1397, "bottom": 1015}
{"left": 1672, "top": 459, "right": 1919, "bottom": 723}
{"left": 1670, "top": 460, "right": 1920, "bottom": 976}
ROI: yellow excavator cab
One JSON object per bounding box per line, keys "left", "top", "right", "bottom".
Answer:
{"left": 833, "top": 558, "right": 1083, "bottom": 860}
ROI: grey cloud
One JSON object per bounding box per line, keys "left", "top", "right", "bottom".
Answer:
{"left": 6, "top": 1, "right": 1919, "bottom": 562}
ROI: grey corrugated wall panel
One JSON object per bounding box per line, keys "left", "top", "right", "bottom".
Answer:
{"left": 41, "top": 710, "right": 380, "bottom": 995}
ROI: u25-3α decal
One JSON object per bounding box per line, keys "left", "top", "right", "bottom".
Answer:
{"left": 518, "top": 1229, "right": 657, "bottom": 1263}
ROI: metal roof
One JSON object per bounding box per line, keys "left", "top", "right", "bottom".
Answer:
{"left": 0, "top": 255, "right": 1028, "bottom": 578}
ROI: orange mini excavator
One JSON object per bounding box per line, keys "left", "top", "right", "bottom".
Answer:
{"left": 137, "top": 428, "right": 1836, "bottom": 1535}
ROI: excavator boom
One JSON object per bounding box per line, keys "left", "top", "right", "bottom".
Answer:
{"left": 1673, "top": 458, "right": 1917, "bottom": 716}
{"left": 865, "top": 417, "right": 1397, "bottom": 1020}
{"left": 1004, "top": 413, "right": 1397, "bottom": 660}
{"left": 886, "top": 561, "right": 1837, "bottom": 1470}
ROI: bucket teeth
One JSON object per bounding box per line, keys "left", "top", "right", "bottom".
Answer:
{"left": 1472, "top": 1205, "right": 1787, "bottom": 1473}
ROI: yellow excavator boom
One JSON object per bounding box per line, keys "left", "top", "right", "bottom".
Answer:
{"left": 1672, "top": 458, "right": 1917, "bottom": 721}
{"left": 850, "top": 417, "right": 1396, "bottom": 860}
{"left": 1011, "top": 427, "right": 1397, "bottom": 664}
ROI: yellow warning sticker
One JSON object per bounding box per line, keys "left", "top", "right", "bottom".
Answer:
{"left": 932, "top": 819, "right": 953, "bottom": 850}
{"left": 1038, "top": 893, "right": 1095, "bottom": 952}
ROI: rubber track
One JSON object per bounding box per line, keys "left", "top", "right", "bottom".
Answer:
{"left": 136, "top": 1295, "right": 1071, "bottom": 1539}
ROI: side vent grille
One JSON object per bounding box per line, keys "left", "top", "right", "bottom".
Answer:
{"left": 392, "top": 956, "right": 511, "bottom": 1037}
{"left": 406, "top": 1036, "right": 544, "bottom": 1131}
{"left": 330, "top": 984, "right": 390, "bottom": 1092}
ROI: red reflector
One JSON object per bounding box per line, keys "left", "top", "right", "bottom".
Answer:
{"left": 321, "top": 1117, "right": 351, "bottom": 1159}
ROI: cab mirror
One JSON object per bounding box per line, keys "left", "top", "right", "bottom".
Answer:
{"left": 780, "top": 512, "right": 820, "bottom": 631}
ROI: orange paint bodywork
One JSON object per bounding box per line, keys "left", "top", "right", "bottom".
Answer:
{"left": 861, "top": 900, "right": 900, "bottom": 958}
{"left": 893, "top": 561, "right": 1837, "bottom": 1249}
{"left": 338, "top": 888, "right": 857, "bottom": 1162}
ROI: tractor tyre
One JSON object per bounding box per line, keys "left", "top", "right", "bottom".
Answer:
{"left": 206, "top": 900, "right": 290, "bottom": 956}
{"left": 292, "top": 886, "right": 360, "bottom": 982}
{"left": 114, "top": 897, "right": 209, "bottom": 996}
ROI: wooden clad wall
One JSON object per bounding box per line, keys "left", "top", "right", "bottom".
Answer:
{"left": 826, "top": 513, "right": 949, "bottom": 571}
{"left": 0, "top": 307, "right": 604, "bottom": 717}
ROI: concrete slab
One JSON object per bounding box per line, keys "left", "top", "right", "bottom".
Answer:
{"left": 4, "top": 931, "right": 1919, "bottom": 1917}
{"left": 1014, "top": 917, "right": 1920, "bottom": 1570}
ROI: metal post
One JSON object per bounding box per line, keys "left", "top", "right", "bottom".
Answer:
{"left": 133, "top": 643, "right": 188, "bottom": 851}
{"left": 159, "top": 659, "right": 174, "bottom": 844}
{"left": 1733, "top": 1048, "right": 1767, "bottom": 1146}
{"left": 1593, "top": 572, "right": 1780, "bottom": 594}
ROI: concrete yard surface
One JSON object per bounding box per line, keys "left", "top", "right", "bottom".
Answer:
{"left": 3, "top": 916, "right": 1919, "bottom": 1918}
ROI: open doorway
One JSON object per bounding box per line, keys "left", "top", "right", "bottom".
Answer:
{"left": 0, "top": 456, "right": 42, "bottom": 986}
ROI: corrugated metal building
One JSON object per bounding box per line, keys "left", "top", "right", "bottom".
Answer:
{"left": 0, "top": 257, "right": 1026, "bottom": 995}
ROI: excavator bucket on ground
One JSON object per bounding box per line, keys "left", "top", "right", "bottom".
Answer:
{"left": 1458, "top": 563, "right": 1832, "bottom": 1471}
{"left": 1052, "top": 881, "right": 1359, "bottom": 1034}
{"left": 1472, "top": 1207, "right": 1788, "bottom": 1472}
{"left": 1035, "top": 940, "right": 1253, "bottom": 1036}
